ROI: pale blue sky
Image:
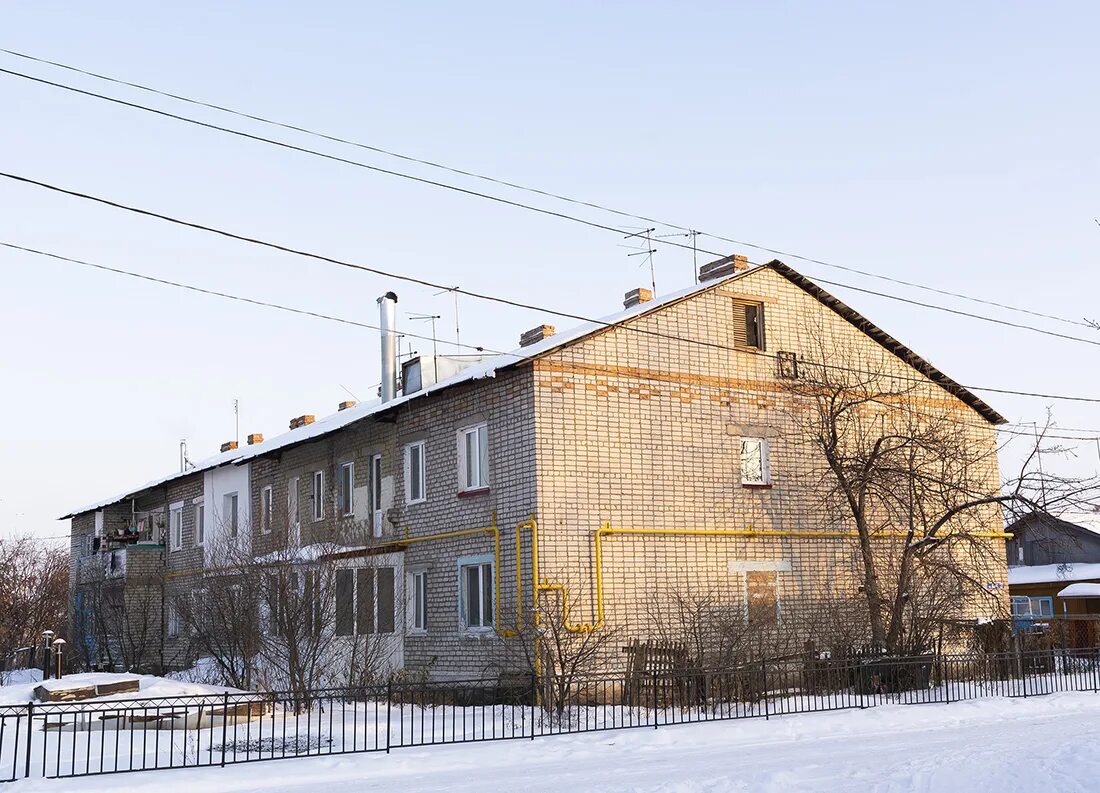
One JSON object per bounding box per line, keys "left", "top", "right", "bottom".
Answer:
{"left": 2, "top": 2, "right": 1098, "bottom": 538}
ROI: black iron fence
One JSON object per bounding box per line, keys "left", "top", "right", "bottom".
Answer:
{"left": 3, "top": 646, "right": 1100, "bottom": 781}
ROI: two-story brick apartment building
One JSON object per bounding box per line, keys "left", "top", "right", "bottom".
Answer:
{"left": 66, "top": 258, "right": 1010, "bottom": 680}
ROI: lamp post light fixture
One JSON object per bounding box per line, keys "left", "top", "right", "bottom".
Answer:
{"left": 50, "top": 639, "right": 66, "bottom": 680}
{"left": 41, "top": 630, "right": 55, "bottom": 681}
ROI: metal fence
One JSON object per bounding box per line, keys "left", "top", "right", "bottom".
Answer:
{"left": 3, "top": 646, "right": 1100, "bottom": 781}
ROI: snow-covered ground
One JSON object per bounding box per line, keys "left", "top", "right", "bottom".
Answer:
{"left": 7, "top": 692, "right": 1100, "bottom": 792}
{"left": 0, "top": 673, "right": 243, "bottom": 705}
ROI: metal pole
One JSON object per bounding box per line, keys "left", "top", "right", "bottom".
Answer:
{"left": 385, "top": 680, "right": 392, "bottom": 753}
{"left": 24, "top": 702, "right": 33, "bottom": 779}
{"left": 530, "top": 672, "right": 536, "bottom": 740}
{"left": 652, "top": 669, "right": 659, "bottom": 729}
{"left": 220, "top": 692, "right": 229, "bottom": 766}
{"left": 762, "top": 660, "right": 769, "bottom": 720}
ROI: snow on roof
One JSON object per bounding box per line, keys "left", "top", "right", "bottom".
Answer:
{"left": 1057, "top": 583, "right": 1100, "bottom": 598}
{"left": 61, "top": 445, "right": 246, "bottom": 519}
{"left": 232, "top": 273, "right": 729, "bottom": 465}
{"left": 253, "top": 543, "right": 374, "bottom": 565}
{"left": 1009, "top": 563, "right": 1100, "bottom": 586}
{"left": 1054, "top": 510, "right": 1100, "bottom": 537}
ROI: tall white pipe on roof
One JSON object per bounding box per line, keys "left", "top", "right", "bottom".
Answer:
{"left": 378, "top": 291, "right": 398, "bottom": 402}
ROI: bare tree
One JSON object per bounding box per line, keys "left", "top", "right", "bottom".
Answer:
{"left": 503, "top": 575, "right": 620, "bottom": 717}
{"left": 0, "top": 535, "right": 68, "bottom": 672}
{"left": 782, "top": 331, "right": 1100, "bottom": 653}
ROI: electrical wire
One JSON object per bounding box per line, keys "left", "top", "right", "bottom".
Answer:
{"left": 0, "top": 241, "right": 505, "bottom": 356}
{"left": 2, "top": 171, "right": 1098, "bottom": 407}
{"left": 1, "top": 47, "right": 1091, "bottom": 332}
{"left": 4, "top": 65, "right": 1100, "bottom": 352}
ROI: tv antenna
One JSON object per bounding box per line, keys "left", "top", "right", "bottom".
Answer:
{"left": 622, "top": 227, "right": 657, "bottom": 293}
{"left": 656, "top": 229, "right": 701, "bottom": 284}
{"left": 434, "top": 286, "right": 462, "bottom": 351}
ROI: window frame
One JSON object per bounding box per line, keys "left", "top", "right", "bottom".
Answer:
{"left": 224, "top": 492, "right": 240, "bottom": 537}
{"left": 312, "top": 470, "right": 325, "bottom": 521}
{"left": 368, "top": 453, "right": 383, "bottom": 537}
{"left": 408, "top": 567, "right": 428, "bottom": 634}
{"left": 166, "top": 599, "right": 181, "bottom": 639}
{"left": 740, "top": 437, "right": 771, "bottom": 487}
{"left": 404, "top": 441, "right": 427, "bottom": 505}
{"left": 287, "top": 477, "right": 301, "bottom": 546}
{"left": 335, "top": 564, "right": 398, "bottom": 637}
{"left": 338, "top": 461, "right": 355, "bottom": 517}
{"left": 457, "top": 554, "right": 494, "bottom": 634}
{"left": 193, "top": 498, "right": 205, "bottom": 547}
{"left": 457, "top": 423, "right": 490, "bottom": 493}
{"left": 731, "top": 299, "right": 766, "bottom": 351}
{"left": 1011, "top": 595, "right": 1054, "bottom": 619}
{"left": 168, "top": 502, "right": 184, "bottom": 552}
{"left": 260, "top": 485, "right": 274, "bottom": 534}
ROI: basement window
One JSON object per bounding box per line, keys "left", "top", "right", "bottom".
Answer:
{"left": 731, "top": 300, "right": 765, "bottom": 350}
{"left": 740, "top": 438, "right": 771, "bottom": 486}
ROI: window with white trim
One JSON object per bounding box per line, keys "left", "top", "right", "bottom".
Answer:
{"left": 740, "top": 437, "right": 770, "bottom": 486}
{"left": 169, "top": 503, "right": 183, "bottom": 551}
{"left": 194, "top": 502, "right": 205, "bottom": 546}
{"left": 166, "top": 599, "right": 181, "bottom": 639}
{"left": 459, "top": 557, "right": 494, "bottom": 632}
{"left": 338, "top": 461, "right": 355, "bottom": 516}
{"left": 224, "top": 492, "right": 239, "bottom": 537}
{"left": 260, "top": 485, "right": 273, "bottom": 534}
{"left": 312, "top": 470, "right": 325, "bottom": 521}
{"left": 409, "top": 569, "right": 428, "bottom": 633}
{"left": 335, "top": 566, "right": 396, "bottom": 636}
{"left": 458, "top": 423, "right": 489, "bottom": 492}
{"left": 368, "top": 454, "right": 383, "bottom": 537}
{"left": 404, "top": 441, "right": 426, "bottom": 504}
{"left": 288, "top": 477, "right": 300, "bottom": 545}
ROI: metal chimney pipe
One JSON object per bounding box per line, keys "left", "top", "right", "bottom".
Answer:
{"left": 378, "top": 291, "right": 399, "bottom": 402}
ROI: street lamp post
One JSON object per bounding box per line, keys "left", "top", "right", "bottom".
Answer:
{"left": 50, "top": 639, "right": 66, "bottom": 680}
{"left": 40, "top": 630, "right": 54, "bottom": 681}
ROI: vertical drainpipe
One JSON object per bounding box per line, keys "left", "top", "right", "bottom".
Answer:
{"left": 378, "top": 292, "right": 399, "bottom": 402}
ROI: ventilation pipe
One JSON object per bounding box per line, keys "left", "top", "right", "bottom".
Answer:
{"left": 378, "top": 291, "right": 399, "bottom": 402}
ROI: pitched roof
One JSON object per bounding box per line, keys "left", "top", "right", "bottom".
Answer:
{"left": 235, "top": 261, "right": 1003, "bottom": 465}
{"left": 765, "top": 262, "right": 1005, "bottom": 424}
{"left": 60, "top": 445, "right": 245, "bottom": 519}
{"left": 66, "top": 261, "right": 1005, "bottom": 515}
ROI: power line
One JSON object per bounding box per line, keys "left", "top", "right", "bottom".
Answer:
{"left": 2, "top": 47, "right": 1091, "bottom": 332}
{"left": 2, "top": 69, "right": 1098, "bottom": 352}
{"left": 7, "top": 235, "right": 1097, "bottom": 442}
{"left": 0, "top": 241, "right": 505, "bottom": 356}
{"left": 3, "top": 169, "right": 1099, "bottom": 407}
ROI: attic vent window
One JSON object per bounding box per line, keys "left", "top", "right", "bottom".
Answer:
{"left": 731, "top": 300, "right": 765, "bottom": 351}
{"left": 776, "top": 351, "right": 799, "bottom": 379}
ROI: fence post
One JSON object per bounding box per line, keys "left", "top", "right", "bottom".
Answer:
{"left": 652, "top": 669, "right": 659, "bottom": 729}
{"left": 761, "top": 660, "right": 769, "bottom": 720}
{"left": 385, "top": 680, "right": 392, "bottom": 754}
{"left": 529, "top": 673, "right": 537, "bottom": 740}
{"left": 23, "top": 702, "right": 33, "bottom": 779}
{"left": 220, "top": 692, "right": 229, "bottom": 767}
